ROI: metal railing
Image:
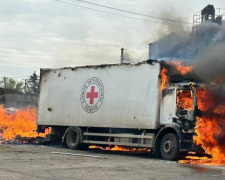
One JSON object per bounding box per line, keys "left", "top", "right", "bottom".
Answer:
{"left": 192, "top": 8, "right": 225, "bottom": 33}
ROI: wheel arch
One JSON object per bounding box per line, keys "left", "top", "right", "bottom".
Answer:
{"left": 154, "top": 125, "right": 182, "bottom": 152}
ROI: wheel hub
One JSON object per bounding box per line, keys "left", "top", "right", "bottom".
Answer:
{"left": 68, "top": 131, "right": 78, "bottom": 146}
{"left": 163, "top": 140, "right": 175, "bottom": 154}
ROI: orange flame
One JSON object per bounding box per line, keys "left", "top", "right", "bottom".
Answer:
{"left": 180, "top": 87, "right": 225, "bottom": 165}
{"left": 160, "top": 61, "right": 225, "bottom": 165}
{"left": 160, "top": 66, "right": 169, "bottom": 92}
{"left": 177, "top": 90, "right": 194, "bottom": 110}
{"left": 169, "top": 61, "right": 194, "bottom": 75}
{"left": 0, "top": 105, "right": 49, "bottom": 141}
{"left": 89, "top": 145, "right": 151, "bottom": 152}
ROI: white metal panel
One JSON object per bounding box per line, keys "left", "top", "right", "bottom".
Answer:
{"left": 37, "top": 63, "right": 161, "bottom": 129}
{"left": 160, "top": 88, "right": 177, "bottom": 125}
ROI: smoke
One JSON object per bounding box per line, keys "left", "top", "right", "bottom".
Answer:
{"left": 123, "top": 48, "right": 148, "bottom": 63}
{"left": 191, "top": 22, "right": 225, "bottom": 83}
{"left": 144, "top": 7, "right": 190, "bottom": 44}
{"left": 151, "top": 21, "right": 225, "bottom": 83}
{"left": 158, "top": 11, "right": 189, "bottom": 38}
{"left": 194, "top": 41, "right": 225, "bottom": 83}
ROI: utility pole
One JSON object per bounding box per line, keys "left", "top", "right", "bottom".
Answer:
{"left": 120, "top": 48, "right": 125, "bottom": 63}
{"left": 24, "top": 79, "right": 28, "bottom": 105}
{"left": 3, "top": 78, "right": 6, "bottom": 89}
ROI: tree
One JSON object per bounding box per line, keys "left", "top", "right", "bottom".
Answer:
{"left": 0, "top": 77, "right": 24, "bottom": 92}
{"left": 27, "top": 71, "right": 39, "bottom": 95}
{"left": 15, "top": 81, "right": 24, "bottom": 92}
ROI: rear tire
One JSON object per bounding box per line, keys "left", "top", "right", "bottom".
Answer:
{"left": 66, "top": 127, "right": 82, "bottom": 150}
{"left": 160, "top": 133, "right": 180, "bottom": 161}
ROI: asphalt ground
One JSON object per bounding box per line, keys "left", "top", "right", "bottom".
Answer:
{"left": 0, "top": 144, "right": 224, "bottom": 180}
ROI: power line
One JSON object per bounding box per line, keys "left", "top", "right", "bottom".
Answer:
{"left": 73, "top": 0, "right": 192, "bottom": 25}
{"left": 53, "top": 0, "right": 192, "bottom": 28}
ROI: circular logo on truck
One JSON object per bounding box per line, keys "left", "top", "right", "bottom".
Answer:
{"left": 80, "top": 77, "right": 104, "bottom": 113}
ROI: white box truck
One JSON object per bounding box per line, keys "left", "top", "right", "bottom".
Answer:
{"left": 37, "top": 60, "right": 199, "bottom": 160}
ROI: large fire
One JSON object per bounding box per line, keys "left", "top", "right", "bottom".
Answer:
{"left": 162, "top": 61, "right": 225, "bottom": 165}
{"left": 180, "top": 87, "right": 225, "bottom": 165}
{"left": 0, "top": 105, "right": 48, "bottom": 142}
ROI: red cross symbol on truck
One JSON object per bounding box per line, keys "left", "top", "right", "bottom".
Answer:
{"left": 86, "top": 86, "right": 99, "bottom": 105}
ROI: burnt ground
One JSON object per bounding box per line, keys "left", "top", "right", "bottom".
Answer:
{"left": 0, "top": 144, "right": 225, "bottom": 180}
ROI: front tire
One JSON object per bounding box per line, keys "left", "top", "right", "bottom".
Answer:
{"left": 66, "top": 127, "right": 82, "bottom": 150}
{"left": 160, "top": 133, "right": 180, "bottom": 161}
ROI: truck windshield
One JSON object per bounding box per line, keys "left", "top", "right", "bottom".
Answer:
{"left": 177, "top": 90, "right": 194, "bottom": 110}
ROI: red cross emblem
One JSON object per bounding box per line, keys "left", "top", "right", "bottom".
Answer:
{"left": 86, "top": 86, "right": 99, "bottom": 105}
{"left": 81, "top": 77, "right": 104, "bottom": 113}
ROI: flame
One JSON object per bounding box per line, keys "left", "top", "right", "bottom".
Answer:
{"left": 177, "top": 90, "right": 194, "bottom": 110}
{"left": 89, "top": 145, "right": 151, "bottom": 152}
{"left": 169, "top": 61, "right": 194, "bottom": 75}
{"left": 159, "top": 61, "right": 194, "bottom": 93}
{"left": 160, "top": 66, "right": 169, "bottom": 92}
{"left": 161, "top": 61, "right": 225, "bottom": 165}
{"left": 180, "top": 87, "right": 225, "bottom": 165}
{"left": 0, "top": 105, "right": 49, "bottom": 142}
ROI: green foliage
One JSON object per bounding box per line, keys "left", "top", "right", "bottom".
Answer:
{"left": 28, "top": 71, "right": 39, "bottom": 94}
{"left": 0, "top": 72, "right": 39, "bottom": 94}
{"left": 0, "top": 77, "right": 24, "bottom": 92}
{"left": 15, "top": 81, "right": 24, "bottom": 92}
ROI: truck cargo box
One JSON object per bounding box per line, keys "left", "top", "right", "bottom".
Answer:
{"left": 37, "top": 62, "right": 161, "bottom": 129}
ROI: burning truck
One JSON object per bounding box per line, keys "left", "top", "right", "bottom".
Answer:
{"left": 36, "top": 60, "right": 202, "bottom": 161}
{"left": 0, "top": 4, "right": 224, "bottom": 164}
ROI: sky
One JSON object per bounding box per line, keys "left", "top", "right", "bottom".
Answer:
{"left": 0, "top": 0, "right": 225, "bottom": 79}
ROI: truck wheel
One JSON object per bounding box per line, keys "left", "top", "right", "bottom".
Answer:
{"left": 160, "top": 133, "right": 180, "bottom": 161}
{"left": 66, "top": 127, "right": 82, "bottom": 150}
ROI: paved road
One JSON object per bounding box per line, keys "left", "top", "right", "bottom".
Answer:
{"left": 0, "top": 144, "right": 224, "bottom": 180}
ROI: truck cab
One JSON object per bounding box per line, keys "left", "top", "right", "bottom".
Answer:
{"left": 158, "top": 83, "right": 199, "bottom": 159}
{"left": 161, "top": 83, "right": 198, "bottom": 132}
